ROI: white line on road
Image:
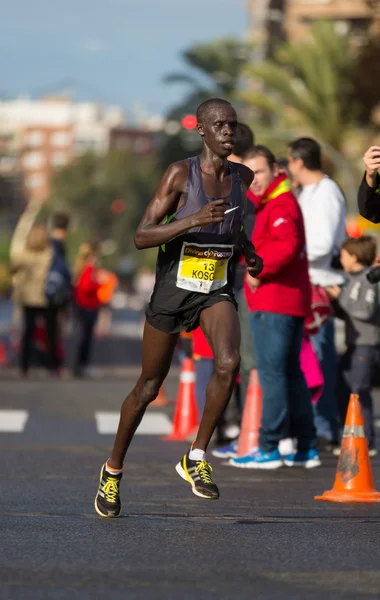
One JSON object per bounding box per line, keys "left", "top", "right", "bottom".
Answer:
{"left": 95, "top": 411, "right": 172, "bottom": 435}
{"left": 0, "top": 410, "right": 29, "bottom": 432}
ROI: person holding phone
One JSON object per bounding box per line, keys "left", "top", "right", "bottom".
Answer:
{"left": 358, "top": 146, "right": 380, "bottom": 223}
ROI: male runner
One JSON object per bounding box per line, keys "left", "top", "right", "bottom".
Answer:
{"left": 95, "top": 98, "right": 263, "bottom": 517}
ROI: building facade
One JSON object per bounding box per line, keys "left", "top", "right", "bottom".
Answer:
{"left": 0, "top": 97, "right": 126, "bottom": 203}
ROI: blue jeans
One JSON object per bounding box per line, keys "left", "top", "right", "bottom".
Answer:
{"left": 337, "top": 345, "right": 378, "bottom": 449}
{"left": 251, "top": 312, "right": 317, "bottom": 453}
{"left": 311, "top": 318, "right": 340, "bottom": 441}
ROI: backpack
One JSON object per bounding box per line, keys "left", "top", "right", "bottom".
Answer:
{"left": 45, "top": 253, "right": 72, "bottom": 307}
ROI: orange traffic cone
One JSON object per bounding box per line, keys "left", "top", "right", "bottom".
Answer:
{"left": 236, "top": 369, "right": 262, "bottom": 457}
{"left": 315, "top": 394, "right": 380, "bottom": 503}
{"left": 151, "top": 385, "right": 170, "bottom": 407}
{"left": 164, "top": 358, "right": 199, "bottom": 441}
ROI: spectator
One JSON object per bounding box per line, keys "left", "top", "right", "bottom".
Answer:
{"left": 10, "top": 203, "right": 59, "bottom": 376}
{"left": 51, "top": 212, "right": 70, "bottom": 258}
{"left": 288, "top": 137, "right": 346, "bottom": 450}
{"left": 327, "top": 236, "right": 380, "bottom": 456}
{"left": 358, "top": 146, "right": 380, "bottom": 223}
{"left": 231, "top": 145, "right": 319, "bottom": 469}
{"left": 72, "top": 242, "right": 103, "bottom": 377}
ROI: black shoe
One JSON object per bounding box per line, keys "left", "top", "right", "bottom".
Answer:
{"left": 175, "top": 452, "right": 219, "bottom": 499}
{"left": 94, "top": 463, "right": 122, "bottom": 518}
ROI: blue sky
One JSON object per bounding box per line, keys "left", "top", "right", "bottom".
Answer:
{"left": 1, "top": 0, "right": 246, "bottom": 118}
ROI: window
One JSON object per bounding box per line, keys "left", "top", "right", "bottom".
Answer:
{"left": 23, "top": 152, "right": 45, "bottom": 169}
{"left": 51, "top": 131, "right": 70, "bottom": 147}
{"left": 27, "top": 131, "right": 44, "bottom": 147}
{"left": 25, "top": 173, "right": 45, "bottom": 189}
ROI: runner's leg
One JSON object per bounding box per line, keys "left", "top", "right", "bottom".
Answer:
{"left": 195, "top": 301, "right": 240, "bottom": 451}
{"left": 108, "top": 321, "right": 178, "bottom": 469}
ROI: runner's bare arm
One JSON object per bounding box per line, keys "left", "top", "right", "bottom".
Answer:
{"left": 134, "top": 161, "right": 231, "bottom": 250}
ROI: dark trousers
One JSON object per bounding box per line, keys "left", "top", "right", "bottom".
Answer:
{"left": 337, "top": 345, "right": 379, "bottom": 449}
{"left": 251, "top": 312, "right": 317, "bottom": 453}
{"left": 74, "top": 307, "right": 98, "bottom": 375}
{"left": 21, "top": 305, "right": 59, "bottom": 373}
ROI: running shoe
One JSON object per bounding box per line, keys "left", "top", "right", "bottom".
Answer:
{"left": 230, "top": 448, "right": 283, "bottom": 469}
{"left": 94, "top": 463, "right": 122, "bottom": 518}
{"left": 283, "top": 449, "right": 321, "bottom": 468}
{"left": 211, "top": 442, "right": 238, "bottom": 459}
{"left": 176, "top": 452, "right": 219, "bottom": 499}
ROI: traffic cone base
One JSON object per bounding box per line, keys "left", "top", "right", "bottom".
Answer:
{"left": 315, "top": 394, "right": 380, "bottom": 503}
{"left": 237, "top": 369, "right": 262, "bottom": 457}
{"left": 315, "top": 490, "right": 380, "bottom": 503}
{"left": 164, "top": 358, "right": 199, "bottom": 441}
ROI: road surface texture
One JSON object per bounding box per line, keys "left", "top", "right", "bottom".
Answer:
{"left": 1, "top": 376, "right": 380, "bottom": 600}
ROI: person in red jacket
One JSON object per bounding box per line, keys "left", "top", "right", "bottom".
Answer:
{"left": 73, "top": 242, "right": 103, "bottom": 377}
{"left": 231, "top": 145, "right": 320, "bottom": 469}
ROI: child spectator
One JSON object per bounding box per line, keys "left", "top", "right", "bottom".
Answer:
{"left": 327, "top": 236, "right": 380, "bottom": 456}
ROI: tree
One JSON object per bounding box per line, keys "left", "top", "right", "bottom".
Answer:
{"left": 349, "top": 34, "right": 380, "bottom": 126}
{"left": 241, "top": 21, "right": 355, "bottom": 151}
{"left": 51, "top": 150, "right": 159, "bottom": 266}
{"left": 240, "top": 21, "right": 363, "bottom": 207}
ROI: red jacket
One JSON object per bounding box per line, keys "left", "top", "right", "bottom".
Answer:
{"left": 192, "top": 327, "right": 214, "bottom": 359}
{"left": 74, "top": 265, "right": 101, "bottom": 310}
{"left": 245, "top": 175, "right": 311, "bottom": 317}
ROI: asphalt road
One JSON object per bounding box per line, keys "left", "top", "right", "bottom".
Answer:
{"left": 1, "top": 377, "right": 380, "bottom": 600}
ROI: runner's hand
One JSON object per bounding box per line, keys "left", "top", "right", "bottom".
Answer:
{"left": 363, "top": 146, "right": 380, "bottom": 177}
{"left": 190, "top": 199, "right": 231, "bottom": 227}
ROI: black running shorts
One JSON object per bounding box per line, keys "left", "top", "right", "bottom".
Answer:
{"left": 145, "top": 291, "right": 238, "bottom": 335}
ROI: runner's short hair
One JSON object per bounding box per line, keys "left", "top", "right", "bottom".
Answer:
{"left": 196, "top": 98, "right": 233, "bottom": 122}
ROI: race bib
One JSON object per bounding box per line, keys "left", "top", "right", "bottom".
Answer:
{"left": 176, "top": 242, "right": 234, "bottom": 294}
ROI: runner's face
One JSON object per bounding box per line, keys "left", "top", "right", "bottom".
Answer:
{"left": 244, "top": 155, "right": 277, "bottom": 197}
{"left": 198, "top": 106, "right": 237, "bottom": 158}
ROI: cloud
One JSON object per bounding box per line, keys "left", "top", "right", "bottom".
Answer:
{"left": 81, "top": 39, "right": 108, "bottom": 54}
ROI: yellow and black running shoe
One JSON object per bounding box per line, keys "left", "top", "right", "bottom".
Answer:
{"left": 94, "top": 464, "right": 122, "bottom": 518}
{"left": 175, "top": 452, "right": 219, "bottom": 499}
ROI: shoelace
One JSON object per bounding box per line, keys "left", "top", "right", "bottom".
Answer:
{"left": 195, "top": 459, "right": 213, "bottom": 484}
{"left": 102, "top": 476, "right": 120, "bottom": 503}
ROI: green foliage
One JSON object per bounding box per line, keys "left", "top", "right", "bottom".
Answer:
{"left": 50, "top": 150, "right": 160, "bottom": 268}
{"left": 241, "top": 21, "right": 354, "bottom": 152}
{"left": 349, "top": 34, "right": 380, "bottom": 126}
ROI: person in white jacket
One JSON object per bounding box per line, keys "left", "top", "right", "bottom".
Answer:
{"left": 288, "top": 137, "right": 346, "bottom": 448}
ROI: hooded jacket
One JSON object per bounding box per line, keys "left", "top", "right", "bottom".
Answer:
{"left": 244, "top": 174, "right": 311, "bottom": 317}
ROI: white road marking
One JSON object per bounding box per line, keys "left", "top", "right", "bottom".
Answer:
{"left": 95, "top": 411, "right": 172, "bottom": 435}
{"left": 0, "top": 410, "right": 29, "bottom": 432}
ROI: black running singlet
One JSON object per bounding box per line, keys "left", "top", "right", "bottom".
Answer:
{"left": 146, "top": 155, "right": 245, "bottom": 332}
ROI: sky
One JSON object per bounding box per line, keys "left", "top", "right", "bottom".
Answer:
{"left": 0, "top": 0, "right": 247, "bottom": 119}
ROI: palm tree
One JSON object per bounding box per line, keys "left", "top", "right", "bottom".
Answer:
{"left": 240, "top": 21, "right": 361, "bottom": 206}
{"left": 164, "top": 37, "right": 252, "bottom": 114}
{"left": 241, "top": 21, "right": 354, "bottom": 150}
